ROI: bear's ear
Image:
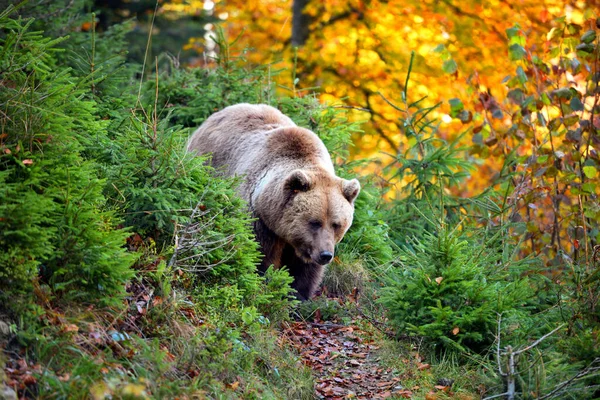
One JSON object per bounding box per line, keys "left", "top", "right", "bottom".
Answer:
{"left": 342, "top": 178, "right": 361, "bottom": 204}
{"left": 285, "top": 170, "right": 312, "bottom": 193}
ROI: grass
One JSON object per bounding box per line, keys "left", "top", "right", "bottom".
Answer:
{"left": 3, "top": 265, "right": 313, "bottom": 400}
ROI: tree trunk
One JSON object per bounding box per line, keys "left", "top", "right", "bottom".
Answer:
{"left": 291, "top": 0, "right": 311, "bottom": 46}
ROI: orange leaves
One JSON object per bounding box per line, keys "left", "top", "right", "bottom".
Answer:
{"left": 213, "top": 0, "right": 596, "bottom": 174}
{"left": 208, "top": 0, "right": 600, "bottom": 265}
{"left": 284, "top": 321, "right": 410, "bottom": 398}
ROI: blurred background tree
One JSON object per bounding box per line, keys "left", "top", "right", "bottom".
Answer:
{"left": 93, "top": 0, "right": 217, "bottom": 65}
{"left": 6, "top": 0, "right": 597, "bottom": 280}
{"left": 0, "top": 0, "right": 215, "bottom": 66}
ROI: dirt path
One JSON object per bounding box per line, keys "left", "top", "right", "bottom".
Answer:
{"left": 283, "top": 321, "right": 414, "bottom": 399}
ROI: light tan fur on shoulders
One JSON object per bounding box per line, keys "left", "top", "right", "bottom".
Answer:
{"left": 187, "top": 103, "right": 334, "bottom": 203}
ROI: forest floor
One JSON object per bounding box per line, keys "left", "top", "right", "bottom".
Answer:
{"left": 1, "top": 289, "right": 479, "bottom": 399}
{"left": 284, "top": 320, "right": 412, "bottom": 399}
{"left": 285, "top": 294, "right": 476, "bottom": 400}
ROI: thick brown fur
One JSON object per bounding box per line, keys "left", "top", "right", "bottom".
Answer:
{"left": 187, "top": 104, "right": 360, "bottom": 300}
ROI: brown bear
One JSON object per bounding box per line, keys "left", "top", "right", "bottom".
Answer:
{"left": 187, "top": 104, "right": 360, "bottom": 300}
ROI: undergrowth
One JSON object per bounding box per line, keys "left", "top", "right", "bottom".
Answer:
{"left": 2, "top": 2, "right": 599, "bottom": 400}
{"left": 0, "top": 3, "right": 391, "bottom": 398}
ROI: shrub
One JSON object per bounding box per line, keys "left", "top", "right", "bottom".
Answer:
{"left": 0, "top": 10, "right": 134, "bottom": 303}
{"left": 380, "top": 216, "right": 534, "bottom": 353}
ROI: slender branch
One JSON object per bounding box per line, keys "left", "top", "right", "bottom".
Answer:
{"left": 512, "top": 324, "right": 564, "bottom": 355}
{"left": 537, "top": 358, "right": 600, "bottom": 400}
{"left": 496, "top": 313, "right": 507, "bottom": 376}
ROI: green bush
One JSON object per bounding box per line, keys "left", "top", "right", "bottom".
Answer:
{"left": 0, "top": 10, "right": 135, "bottom": 303}
{"left": 380, "top": 216, "right": 534, "bottom": 353}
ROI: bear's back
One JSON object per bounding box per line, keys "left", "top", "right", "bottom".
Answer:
{"left": 188, "top": 103, "right": 332, "bottom": 171}
{"left": 187, "top": 104, "right": 294, "bottom": 154}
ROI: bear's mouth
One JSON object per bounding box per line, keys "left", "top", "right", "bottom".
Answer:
{"left": 295, "top": 247, "right": 314, "bottom": 264}
{"left": 295, "top": 247, "right": 334, "bottom": 266}
{"left": 294, "top": 247, "right": 318, "bottom": 264}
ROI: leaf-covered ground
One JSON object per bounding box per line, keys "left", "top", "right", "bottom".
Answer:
{"left": 2, "top": 285, "right": 474, "bottom": 399}
{"left": 284, "top": 321, "right": 411, "bottom": 399}
{"left": 283, "top": 298, "right": 466, "bottom": 400}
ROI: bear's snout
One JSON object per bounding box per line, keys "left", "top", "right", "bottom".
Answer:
{"left": 317, "top": 251, "right": 334, "bottom": 265}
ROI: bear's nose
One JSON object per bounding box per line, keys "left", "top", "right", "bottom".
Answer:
{"left": 318, "top": 251, "right": 334, "bottom": 265}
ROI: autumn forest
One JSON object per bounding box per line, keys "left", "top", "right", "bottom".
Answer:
{"left": 1, "top": 0, "right": 600, "bottom": 399}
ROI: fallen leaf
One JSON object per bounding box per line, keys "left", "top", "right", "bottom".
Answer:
{"left": 227, "top": 381, "right": 239, "bottom": 390}
{"left": 153, "top": 296, "right": 164, "bottom": 305}
{"left": 121, "top": 383, "right": 146, "bottom": 397}
{"left": 332, "top": 386, "right": 345, "bottom": 395}
{"left": 314, "top": 308, "right": 322, "bottom": 323}
{"left": 62, "top": 324, "right": 79, "bottom": 333}
{"left": 435, "top": 276, "right": 443, "bottom": 285}
{"left": 22, "top": 374, "right": 36, "bottom": 385}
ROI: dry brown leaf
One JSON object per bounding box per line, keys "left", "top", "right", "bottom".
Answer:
{"left": 62, "top": 324, "right": 79, "bottom": 333}
{"left": 58, "top": 373, "right": 70, "bottom": 382}
{"left": 227, "top": 381, "right": 239, "bottom": 390}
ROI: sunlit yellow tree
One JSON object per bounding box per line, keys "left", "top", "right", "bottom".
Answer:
{"left": 206, "top": 0, "right": 599, "bottom": 263}
{"left": 213, "top": 1, "right": 594, "bottom": 185}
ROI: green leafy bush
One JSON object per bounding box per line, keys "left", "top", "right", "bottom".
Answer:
{"left": 376, "top": 61, "right": 537, "bottom": 353}
{"left": 0, "top": 10, "right": 135, "bottom": 303}
{"left": 380, "top": 217, "right": 534, "bottom": 353}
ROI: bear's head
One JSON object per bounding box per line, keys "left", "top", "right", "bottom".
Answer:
{"left": 257, "top": 168, "right": 360, "bottom": 266}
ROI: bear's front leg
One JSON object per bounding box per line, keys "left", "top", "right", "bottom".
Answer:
{"left": 281, "top": 244, "right": 324, "bottom": 300}
{"left": 253, "top": 218, "right": 286, "bottom": 273}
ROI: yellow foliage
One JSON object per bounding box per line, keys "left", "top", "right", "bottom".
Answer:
{"left": 206, "top": 0, "right": 595, "bottom": 196}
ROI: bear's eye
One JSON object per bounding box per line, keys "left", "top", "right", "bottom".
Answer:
{"left": 332, "top": 223, "right": 341, "bottom": 231}
{"left": 309, "top": 220, "right": 322, "bottom": 230}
